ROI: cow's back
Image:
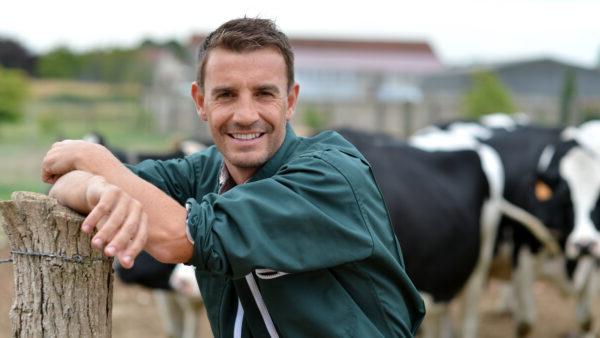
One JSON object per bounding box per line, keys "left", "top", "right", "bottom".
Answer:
{"left": 349, "top": 139, "right": 489, "bottom": 302}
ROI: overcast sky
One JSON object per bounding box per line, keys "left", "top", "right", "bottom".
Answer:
{"left": 2, "top": 0, "right": 599, "bottom": 68}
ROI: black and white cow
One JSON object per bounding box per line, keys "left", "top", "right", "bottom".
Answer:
{"left": 338, "top": 127, "right": 559, "bottom": 338}
{"left": 496, "top": 121, "right": 600, "bottom": 337}
{"left": 425, "top": 117, "right": 600, "bottom": 337}
{"left": 338, "top": 128, "right": 506, "bottom": 338}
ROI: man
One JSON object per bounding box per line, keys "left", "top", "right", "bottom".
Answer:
{"left": 41, "top": 18, "right": 424, "bottom": 337}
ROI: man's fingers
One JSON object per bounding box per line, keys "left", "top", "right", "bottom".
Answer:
{"left": 77, "top": 180, "right": 149, "bottom": 268}
{"left": 41, "top": 157, "right": 57, "bottom": 183}
{"left": 102, "top": 200, "right": 141, "bottom": 257}
{"left": 117, "top": 213, "right": 148, "bottom": 269}
{"left": 42, "top": 161, "right": 62, "bottom": 184}
{"left": 84, "top": 200, "right": 112, "bottom": 235}
{"left": 42, "top": 152, "right": 68, "bottom": 182}
{"left": 84, "top": 186, "right": 121, "bottom": 237}
{"left": 41, "top": 140, "right": 86, "bottom": 181}
{"left": 90, "top": 216, "right": 109, "bottom": 248}
{"left": 42, "top": 171, "right": 59, "bottom": 184}
{"left": 91, "top": 192, "right": 130, "bottom": 255}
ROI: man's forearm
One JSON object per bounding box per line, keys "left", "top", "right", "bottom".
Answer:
{"left": 50, "top": 167, "right": 193, "bottom": 264}
{"left": 49, "top": 170, "right": 101, "bottom": 214}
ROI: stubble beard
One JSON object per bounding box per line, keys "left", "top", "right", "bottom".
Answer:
{"left": 220, "top": 119, "right": 287, "bottom": 169}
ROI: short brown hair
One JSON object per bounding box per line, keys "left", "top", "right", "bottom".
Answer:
{"left": 196, "top": 18, "right": 295, "bottom": 91}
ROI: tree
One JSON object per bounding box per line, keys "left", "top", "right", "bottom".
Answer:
{"left": 462, "top": 70, "right": 515, "bottom": 119}
{"left": 37, "top": 46, "right": 82, "bottom": 78}
{"left": 0, "top": 66, "right": 28, "bottom": 128}
{"left": 163, "top": 39, "right": 187, "bottom": 61}
{"left": 139, "top": 38, "right": 187, "bottom": 61}
{"left": 37, "top": 46, "right": 153, "bottom": 84}
{"left": 0, "top": 37, "right": 36, "bottom": 74}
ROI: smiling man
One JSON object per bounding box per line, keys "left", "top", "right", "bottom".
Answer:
{"left": 192, "top": 45, "right": 297, "bottom": 183}
{"left": 41, "top": 18, "right": 424, "bottom": 337}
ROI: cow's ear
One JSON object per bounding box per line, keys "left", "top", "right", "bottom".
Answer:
{"left": 535, "top": 179, "right": 553, "bottom": 202}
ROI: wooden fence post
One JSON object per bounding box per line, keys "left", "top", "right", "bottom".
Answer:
{"left": 0, "top": 191, "right": 113, "bottom": 338}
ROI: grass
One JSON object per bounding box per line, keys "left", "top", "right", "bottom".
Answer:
{"left": 0, "top": 79, "right": 186, "bottom": 201}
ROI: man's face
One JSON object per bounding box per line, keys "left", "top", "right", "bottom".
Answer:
{"left": 192, "top": 47, "right": 299, "bottom": 181}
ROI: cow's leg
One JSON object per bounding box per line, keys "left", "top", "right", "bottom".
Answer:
{"left": 512, "top": 246, "right": 536, "bottom": 337}
{"left": 582, "top": 268, "right": 600, "bottom": 338}
{"left": 494, "top": 282, "right": 515, "bottom": 314}
{"left": 175, "top": 293, "right": 205, "bottom": 338}
{"left": 536, "top": 252, "right": 572, "bottom": 297}
{"left": 490, "top": 240, "right": 515, "bottom": 314}
{"left": 418, "top": 294, "right": 454, "bottom": 338}
{"left": 440, "top": 308, "right": 454, "bottom": 338}
{"left": 460, "top": 261, "right": 487, "bottom": 338}
{"left": 154, "top": 290, "right": 185, "bottom": 338}
{"left": 418, "top": 293, "right": 436, "bottom": 338}
{"left": 168, "top": 263, "right": 205, "bottom": 337}
{"left": 461, "top": 200, "right": 501, "bottom": 338}
{"left": 573, "top": 258, "right": 598, "bottom": 337}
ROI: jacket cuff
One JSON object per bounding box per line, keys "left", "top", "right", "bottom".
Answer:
{"left": 184, "top": 200, "right": 195, "bottom": 244}
{"left": 184, "top": 197, "right": 229, "bottom": 274}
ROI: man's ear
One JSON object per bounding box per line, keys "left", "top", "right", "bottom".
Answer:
{"left": 285, "top": 83, "right": 300, "bottom": 120}
{"left": 191, "top": 82, "right": 207, "bottom": 121}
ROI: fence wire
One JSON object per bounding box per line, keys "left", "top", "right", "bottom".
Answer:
{"left": 0, "top": 250, "right": 111, "bottom": 265}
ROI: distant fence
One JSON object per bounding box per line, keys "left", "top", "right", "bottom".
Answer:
{"left": 0, "top": 192, "right": 113, "bottom": 338}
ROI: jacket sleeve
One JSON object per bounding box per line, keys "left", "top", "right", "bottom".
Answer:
{"left": 186, "top": 151, "right": 376, "bottom": 279}
{"left": 125, "top": 150, "right": 218, "bottom": 206}
{"left": 125, "top": 158, "right": 197, "bottom": 206}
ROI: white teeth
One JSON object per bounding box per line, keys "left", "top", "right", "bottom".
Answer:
{"left": 232, "top": 133, "right": 261, "bottom": 140}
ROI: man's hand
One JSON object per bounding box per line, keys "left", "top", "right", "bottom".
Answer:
{"left": 50, "top": 171, "right": 148, "bottom": 269}
{"left": 42, "top": 140, "right": 121, "bottom": 184}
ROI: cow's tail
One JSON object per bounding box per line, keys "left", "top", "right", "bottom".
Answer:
{"left": 497, "top": 198, "right": 561, "bottom": 255}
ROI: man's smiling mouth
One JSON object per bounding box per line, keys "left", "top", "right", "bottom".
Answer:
{"left": 229, "top": 133, "right": 264, "bottom": 140}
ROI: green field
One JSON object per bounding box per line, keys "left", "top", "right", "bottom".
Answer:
{"left": 0, "top": 80, "right": 186, "bottom": 201}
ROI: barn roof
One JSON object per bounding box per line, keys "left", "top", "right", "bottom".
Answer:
{"left": 188, "top": 34, "right": 443, "bottom": 75}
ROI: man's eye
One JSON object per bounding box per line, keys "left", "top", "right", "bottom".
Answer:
{"left": 217, "top": 92, "right": 233, "bottom": 99}
{"left": 258, "top": 91, "right": 274, "bottom": 97}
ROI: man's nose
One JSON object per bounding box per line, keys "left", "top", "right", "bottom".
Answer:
{"left": 232, "top": 95, "right": 259, "bottom": 125}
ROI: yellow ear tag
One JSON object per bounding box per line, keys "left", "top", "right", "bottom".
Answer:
{"left": 535, "top": 180, "right": 553, "bottom": 201}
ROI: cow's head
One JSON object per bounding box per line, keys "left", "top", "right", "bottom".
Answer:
{"left": 530, "top": 121, "right": 600, "bottom": 259}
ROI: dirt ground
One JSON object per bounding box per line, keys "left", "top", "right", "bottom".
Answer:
{"left": 0, "top": 243, "right": 597, "bottom": 338}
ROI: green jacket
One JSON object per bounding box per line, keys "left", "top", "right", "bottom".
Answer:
{"left": 129, "top": 124, "right": 424, "bottom": 337}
